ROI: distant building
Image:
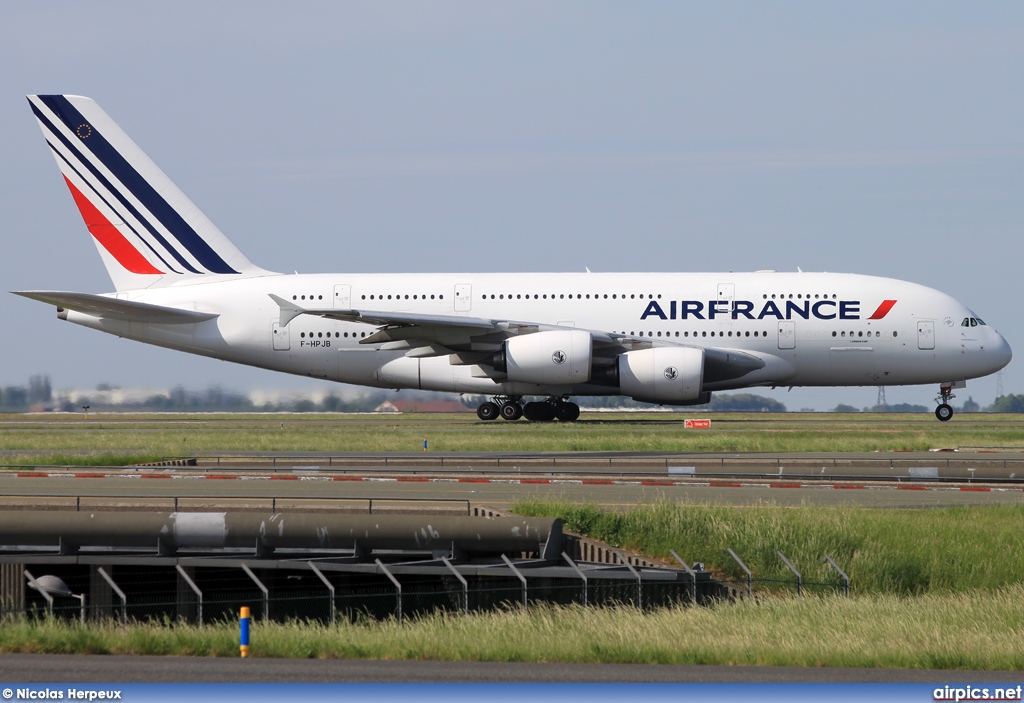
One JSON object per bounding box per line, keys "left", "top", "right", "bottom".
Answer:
{"left": 378, "top": 400, "right": 472, "bottom": 413}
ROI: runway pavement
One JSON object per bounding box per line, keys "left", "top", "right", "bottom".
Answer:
{"left": 0, "top": 653, "right": 1020, "bottom": 683}
{"left": 2, "top": 470, "right": 1024, "bottom": 509}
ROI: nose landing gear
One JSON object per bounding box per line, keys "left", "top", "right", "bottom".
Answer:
{"left": 934, "top": 384, "right": 956, "bottom": 422}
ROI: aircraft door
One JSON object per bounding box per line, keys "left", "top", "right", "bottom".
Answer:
{"left": 778, "top": 321, "right": 796, "bottom": 350}
{"left": 917, "top": 320, "right": 935, "bottom": 350}
{"left": 272, "top": 322, "right": 290, "bottom": 351}
{"left": 716, "top": 283, "right": 735, "bottom": 318}
{"left": 455, "top": 284, "right": 472, "bottom": 312}
{"left": 333, "top": 284, "right": 351, "bottom": 309}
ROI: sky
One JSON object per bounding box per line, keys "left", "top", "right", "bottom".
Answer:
{"left": 1, "top": 1, "right": 1021, "bottom": 410}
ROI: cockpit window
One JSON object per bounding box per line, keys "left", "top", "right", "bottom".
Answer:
{"left": 963, "top": 317, "right": 987, "bottom": 327}
{"left": 976, "top": 318, "right": 986, "bottom": 326}
{"left": 962, "top": 318, "right": 970, "bottom": 327}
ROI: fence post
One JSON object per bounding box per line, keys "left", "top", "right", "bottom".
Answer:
{"left": 307, "top": 561, "right": 335, "bottom": 625}
{"left": 616, "top": 552, "right": 642, "bottom": 610}
{"left": 241, "top": 564, "right": 269, "bottom": 622}
{"left": 562, "top": 553, "right": 588, "bottom": 607}
{"left": 727, "top": 548, "right": 753, "bottom": 599}
{"left": 375, "top": 559, "right": 402, "bottom": 623}
{"left": 96, "top": 567, "right": 127, "bottom": 624}
{"left": 441, "top": 556, "right": 468, "bottom": 615}
{"left": 824, "top": 554, "right": 850, "bottom": 597}
{"left": 777, "top": 551, "right": 802, "bottom": 596}
{"left": 669, "top": 550, "right": 697, "bottom": 604}
{"left": 501, "top": 554, "right": 528, "bottom": 609}
{"left": 175, "top": 565, "right": 202, "bottom": 625}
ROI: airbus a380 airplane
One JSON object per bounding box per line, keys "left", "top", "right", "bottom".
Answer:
{"left": 16, "top": 95, "right": 1012, "bottom": 422}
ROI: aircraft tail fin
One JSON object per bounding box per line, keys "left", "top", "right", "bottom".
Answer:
{"left": 27, "top": 95, "right": 273, "bottom": 291}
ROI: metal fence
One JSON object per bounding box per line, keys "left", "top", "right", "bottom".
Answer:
{"left": 7, "top": 562, "right": 703, "bottom": 625}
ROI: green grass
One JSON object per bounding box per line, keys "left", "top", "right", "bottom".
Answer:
{"left": 1, "top": 412, "right": 1024, "bottom": 461}
{"left": 514, "top": 501, "right": 1024, "bottom": 595}
{"left": 2, "top": 412, "right": 1023, "bottom": 668}
{"left": 4, "top": 590, "right": 1024, "bottom": 669}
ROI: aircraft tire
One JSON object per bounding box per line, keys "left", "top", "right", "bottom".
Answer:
{"left": 500, "top": 402, "right": 523, "bottom": 421}
{"left": 556, "top": 402, "right": 581, "bottom": 422}
{"left": 477, "top": 402, "right": 500, "bottom": 421}
{"left": 935, "top": 403, "right": 954, "bottom": 422}
{"left": 524, "top": 402, "right": 557, "bottom": 422}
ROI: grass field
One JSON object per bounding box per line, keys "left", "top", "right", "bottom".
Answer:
{"left": 4, "top": 589, "right": 1024, "bottom": 669}
{"left": 2, "top": 411, "right": 1023, "bottom": 669}
{"left": 2, "top": 411, "right": 1024, "bottom": 464}
{"left": 514, "top": 501, "right": 1024, "bottom": 595}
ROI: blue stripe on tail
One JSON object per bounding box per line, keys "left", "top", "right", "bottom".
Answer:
{"left": 30, "top": 99, "right": 198, "bottom": 274}
{"left": 37, "top": 95, "right": 240, "bottom": 275}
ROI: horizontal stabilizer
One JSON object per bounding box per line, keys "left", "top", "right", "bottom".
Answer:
{"left": 13, "top": 291, "right": 218, "bottom": 325}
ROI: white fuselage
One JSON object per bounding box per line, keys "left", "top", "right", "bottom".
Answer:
{"left": 59, "top": 270, "right": 1011, "bottom": 400}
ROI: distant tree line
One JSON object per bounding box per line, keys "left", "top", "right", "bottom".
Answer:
{"left": 99, "top": 386, "right": 393, "bottom": 413}
{"left": 0, "top": 375, "right": 390, "bottom": 413}
{"left": 0, "top": 375, "right": 52, "bottom": 411}
{"left": 2, "top": 374, "right": 1023, "bottom": 413}
{"left": 833, "top": 395, "right": 1014, "bottom": 413}
{"left": 991, "top": 394, "right": 1024, "bottom": 413}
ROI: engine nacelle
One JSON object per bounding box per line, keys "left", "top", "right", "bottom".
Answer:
{"left": 493, "top": 329, "right": 593, "bottom": 385}
{"left": 618, "top": 347, "right": 705, "bottom": 404}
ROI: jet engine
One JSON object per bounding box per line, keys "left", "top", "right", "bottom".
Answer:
{"left": 492, "top": 329, "right": 593, "bottom": 385}
{"left": 618, "top": 347, "right": 707, "bottom": 404}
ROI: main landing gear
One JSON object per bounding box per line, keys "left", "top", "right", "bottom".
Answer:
{"left": 935, "top": 384, "right": 955, "bottom": 422}
{"left": 476, "top": 396, "right": 580, "bottom": 422}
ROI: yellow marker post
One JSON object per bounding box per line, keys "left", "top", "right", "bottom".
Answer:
{"left": 239, "top": 606, "right": 250, "bottom": 657}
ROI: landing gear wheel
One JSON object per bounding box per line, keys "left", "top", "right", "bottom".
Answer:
{"left": 934, "top": 384, "right": 958, "bottom": 422}
{"left": 477, "top": 402, "right": 499, "bottom": 421}
{"left": 555, "top": 401, "right": 580, "bottom": 422}
{"left": 500, "top": 402, "right": 523, "bottom": 421}
{"left": 524, "top": 401, "right": 556, "bottom": 422}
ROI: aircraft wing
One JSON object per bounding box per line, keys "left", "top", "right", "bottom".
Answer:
{"left": 267, "top": 294, "right": 765, "bottom": 384}
{"left": 14, "top": 291, "right": 219, "bottom": 325}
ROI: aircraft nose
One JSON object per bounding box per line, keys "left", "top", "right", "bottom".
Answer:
{"left": 989, "top": 330, "right": 1012, "bottom": 372}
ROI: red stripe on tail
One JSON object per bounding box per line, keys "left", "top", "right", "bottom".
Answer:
{"left": 63, "top": 176, "right": 163, "bottom": 275}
